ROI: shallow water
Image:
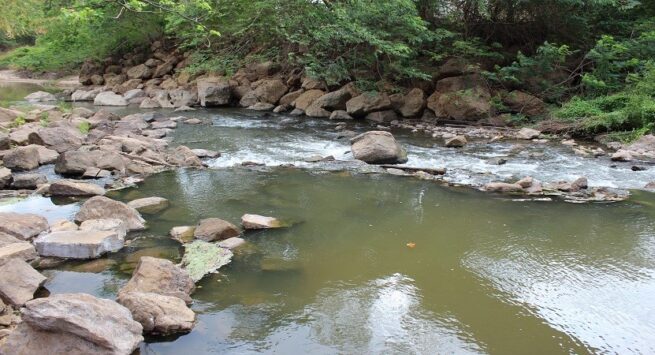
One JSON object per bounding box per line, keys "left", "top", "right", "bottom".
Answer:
{"left": 2, "top": 97, "right": 655, "bottom": 353}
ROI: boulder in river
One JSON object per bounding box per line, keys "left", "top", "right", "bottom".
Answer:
{"left": 79, "top": 218, "right": 127, "bottom": 237}
{"left": 350, "top": 131, "right": 408, "bottom": 164}
{"left": 11, "top": 173, "right": 47, "bottom": 189}
{"left": 120, "top": 256, "right": 195, "bottom": 304}
{"left": 127, "top": 197, "right": 169, "bottom": 214}
{"left": 194, "top": 218, "right": 241, "bottom": 242}
{"left": 93, "top": 91, "right": 128, "bottom": 106}
{"left": 445, "top": 135, "right": 467, "bottom": 148}
{"left": 28, "top": 126, "right": 84, "bottom": 153}
{"left": 117, "top": 291, "right": 195, "bottom": 335}
{"left": 346, "top": 92, "right": 392, "bottom": 117}
{"left": 516, "top": 127, "right": 541, "bottom": 140}
{"left": 0, "top": 212, "right": 49, "bottom": 240}
{"left": 34, "top": 230, "right": 124, "bottom": 259}
{"left": 170, "top": 226, "right": 195, "bottom": 244}
{"left": 75, "top": 196, "right": 146, "bottom": 231}
{"left": 0, "top": 233, "right": 38, "bottom": 264}
{"left": 0, "top": 293, "right": 143, "bottom": 355}
{"left": 0, "top": 258, "right": 46, "bottom": 306}
{"left": 217, "top": 237, "right": 246, "bottom": 250}
{"left": 483, "top": 182, "right": 524, "bottom": 193}
{"left": 49, "top": 180, "right": 106, "bottom": 197}
{"left": 25, "top": 91, "right": 56, "bottom": 103}
{"left": 397, "top": 88, "right": 426, "bottom": 117}
{"left": 197, "top": 77, "right": 232, "bottom": 107}
{"left": 3, "top": 146, "right": 40, "bottom": 171}
{"left": 241, "top": 214, "right": 284, "bottom": 229}
{"left": 180, "top": 240, "right": 233, "bottom": 282}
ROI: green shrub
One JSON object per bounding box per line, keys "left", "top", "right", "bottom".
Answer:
{"left": 77, "top": 121, "right": 90, "bottom": 134}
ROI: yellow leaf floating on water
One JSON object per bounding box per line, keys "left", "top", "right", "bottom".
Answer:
{"left": 406, "top": 242, "right": 416, "bottom": 249}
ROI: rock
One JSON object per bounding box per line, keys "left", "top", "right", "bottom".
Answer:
{"left": 49, "top": 180, "right": 105, "bottom": 196}
{"left": 30, "top": 144, "right": 59, "bottom": 164}
{"left": 516, "top": 176, "right": 534, "bottom": 188}
{"left": 28, "top": 126, "right": 84, "bottom": 153}
{"left": 180, "top": 240, "right": 233, "bottom": 282}
{"left": 170, "top": 226, "right": 195, "bottom": 244}
{"left": 197, "top": 77, "right": 232, "bottom": 107}
{"left": 25, "top": 91, "right": 56, "bottom": 103}
{"left": 241, "top": 214, "right": 283, "bottom": 229}
{"left": 445, "top": 135, "right": 467, "bottom": 148}
{"left": 194, "top": 218, "right": 240, "bottom": 242}
{"left": 329, "top": 110, "right": 353, "bottom": 120}
{"left": 54, "top": 150, "right": 100, "bottom": 175}
{"left": 398, "top": 88, "right": 426, "bottom": 117}
{"left": 311, "top": 89, "right": 352, "bottom": 111}
{"left": 279, "top": 89, "right": 304, "bottom": 106}
{"left": 191, "top": 148, "right": 220, "bottom": 158}
{"left": 185, "top": 118, "right": 202, "bottom": 125}
{"left": 0, "top": 259, "right": 46, "bottom": 306}
{"left": 3, "top": 146, "right": 40, "bottom": 171}
{"left": 11, "top": 173, "right": 47, "bottom": 189}
{"left": 484, "top": 182, "right": 524, "bottom": 193}
{"left": 123, "top": 88, "right": 146, "bottom": 104}
{"left": 72, "top": 107, "right": 95, "bottom": 118}
{"left": 346, "top": 92, "right": 392, "bottom": 117}
{"left": 625, "top": 134, "right": 655, "bottom": 159}
{"left": 34, "top": 230, "right": 124, "bottom": 259}
{"left": 217, "top": 237, "right": 246, "bottom": 250}
{"left": 0, "top": 132, "right": 9, "bottom": 150}
{"left": 120, "top": 256, "right": 195, "bottom": 304}
{"left": 293, "top": 89, "right": 325, "bottom": 111}
{"left": 139, "top": 97, "right": 160, "bottom": 109}
{"left": 503, "top": 90, "right": 545, "bottom": 116}
{"left": 82, "top": 167, "right": 112, "bottom": 179}
{"left": 571, "top": 177, "right": 588, "bottom": 191}
{"left": 245, "top": 79, "right": 288, "bottom": 105}
{"left": 8, "top": 293, "right": 144, "bottom": 354}
{"left": 93, "top": 91, "right": 128, "bottom": 106}
{"left": 0, "top": 212, "right": 49, "bottom": 240}
{"left": 517, "top": 128, "right": 541, "bottom": 140}
{"left": 248, "top": 102, "right": 275, "bottom": 111}
{"left": 127, "top": 64, "right": 153, "bottom": 80}
{"left": 611, "top": 150, "right": 632, "bottom": 162}
{"left": 0, "top": 235, "right": 37, "bottom": 264}
{"left": 75, "top": 196, "right": 146, "bottom": 231}
{"left": 301, "top": 77, "right": 327, "bottom": 90}
{"left": 289, "top": 108, "right": 304, "bottom": 116}
{"left": 166, "top": 145, "right": 204, "bottom": 167}
{"left": 350, "top": 131, "right": 408, "bottom": 164}
{"left": 0, "top": 167, "right": 12, "bottom": 188}
{"left": 365, "top": 110, "right": 398, "bottom": 123}
{"left": 153, "top": 59, "right": 175, "bottom": 78}
{"left": 71, "top": 89, "right": 101, "bottom": 101}
{"left": 50, "top": 219, "right": 78, "bottom": 232}
{"left": 127, "top": 197, "right": 169, "bottom": 214}
{"left": 117, "top": 292, "right": 195, "bottom": 335}
{"left": 427, "top": 75, "right": 491, "bottom": 120}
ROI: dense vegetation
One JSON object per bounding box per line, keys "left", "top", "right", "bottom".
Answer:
{"left": 0, "top": 0, "right": 653, "bottom": 138}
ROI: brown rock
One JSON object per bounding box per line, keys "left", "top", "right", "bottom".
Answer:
{"left": 350, "top": 131, "right": 408, "bottom": 164}
{"left": 0, "top": 212, "right": 49, "bottom": 240}
{"left": 346, "top": 92, "right": 392, "bottom": 117}
{"left": 194, "top": 218, "right": 240, "bottom": 242}
{"left": 120, "top": 256, "right": 195, "bottom": 304}
{"left": 75, "top": 196, "right": 146, "bottom": 231}
{"left": 117, "top": 292, "right": 195, "bottom": 335}
{"left": 293, "top": 89, "right": 325, "bottom": 111}
{"left": 49, "top": 180, "right": 105, "bottom": 197}
{"left": 0, "top": 258, "right": 46, "bottom": 306}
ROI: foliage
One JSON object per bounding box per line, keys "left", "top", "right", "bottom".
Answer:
{"left": 77, "top": 120, "right": 90, "bottom": 134}
{"left": 39, "top": 112, "right": 50, "bottom": 127}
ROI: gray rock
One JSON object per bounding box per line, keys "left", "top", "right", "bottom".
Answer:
{"left": 120, "top": 256, "right": 195, "bottom": 304}
{"left": 11, "top": 173, "right": 47, "bottom": 189}
{"left": 350, "top": 131, "right": 408, "bottom": 164}
{"left": 445, "top": 135, "right": 467, "bottom": 148}
{"left": 0, "top": 238, "right": 38, "bottom": 264}
{"left": 79, "top": 218, "right": 127, "bottom": 238}
{"left": 0, "top": 167, "right": 12, "bottom": 188}
{"left": 191, "top": 148, "right": 220, "bottom": 158}
{"left": 517, "top": 127, "right": 541, "bottom": 140}
{"left": 94, "top": 91, "right": 128, "bottom": 106}
{"left": 329, "top": 110, "right": 353, "bottom": 120}
{"left": 3, "top": 146, "right": 40, "bottom": 171}
{"left": 75, "top": 196, "right": 146, "bottom": 231}
{"left": 25, "top": 91, "right": 56, "bottom": 103}
{"left": 49, "top": 180, "right": 105, "bottom": 196}
{"left": 197, "top": 77, "right": 232, "bottom": 107}
{"left": 28, "top": 127, "right": 84, "bottom": 153}
{"left": 127, "top": 197, "right": 169, "bottom": 214}
{"left": 117, "top": 292, "right": 195, "bottom": 335}
{"left": 34, "top": 230, "right": 124, "bottom": 259}
{"left": 0, "top": 258, "right": 46, "bottom": 306}
{"left": 170, "top": 226, "right": 195, "bottom": 243}
{"left": 217, "top": 237, "right": 246, "bottom": 250}
{"left": 346, "top": 92, "right": 392, "bottom": 117}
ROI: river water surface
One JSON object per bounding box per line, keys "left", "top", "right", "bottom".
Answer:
{"left": 2, "top": 83, "right": 655, "bottom": 354}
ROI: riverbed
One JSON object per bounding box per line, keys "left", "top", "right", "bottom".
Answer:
{"left": 2, "top": 83, "right": 655, "bottom": 354}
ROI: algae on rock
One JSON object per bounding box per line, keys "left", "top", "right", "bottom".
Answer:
{"left": 180, "top": 240, "right": 233, "bottom": 282}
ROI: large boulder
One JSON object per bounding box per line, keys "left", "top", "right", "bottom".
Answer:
{"left": 1, "top": 293, "right": 144, "bottom": 354}
{"left": 503, "top": 90, "right": 545, "bottom": 116}
{"left": 117, "top": 292, "right": 195, "bottom": 335}
{"left": 350, "top": 131, "right": 408, "bottom": 164}
{"left": 11, "top": 173, "right": 47, "bottom": 189}
{"left": 241, "top": 214, "right": 283, "bottom": 229}
{"left": 3, "top": 146, "right": 40, "bottom": 171}
{"left": 194, "top": 218, "right": 240, "bottom": 242}
{"left": 55, "top": 150, "right": 101, "bottom": 175}
{"left": 279, "top": 89, "right": 304, "bottom": 106}
{"left": 166, "top": 145, "right": 204, "bottom": 167}
{"left": 293, "top": 90, "right": 326, "bottom": 111}
{"left": 127, "top": 197, "right": 169, "bottom": 214}
{"left": 240, "top": 79, "right": 288, "bottom": 106}
{"left": 365, "top": 110, "right": 398, "bottom": 123}
{"left": 311, "top": 89, "right": 352, "bottom": 111}
{"left": 49, "top": 180, "right": 106, "bottom": 196}
{"left": 25, "top": 91, "right": 56, "bottom": 103}
{"left": 28, "top": 127, "right": 84, "bottom": 153}
{"left": 120, "top": 256, "right": 195, "bottom": 304}
{"left": 180, "top": 240, "right": 233, "bottom": 282}
{"left": 126, "top": 64, "right": 153, "bottom": 80}
{"left": 0, "top": 233, "right": 37, "bottom": 264}
{"left": 75, "top": 196, "right": 146, "bottom": 231}
{"left": 0, "top": 258, "right": 46, "bottom": 306}
{"left": 197, "top": 77, "right": 232, "bottom": 107}
{"left": 427, "top": 75, "right": 491, "bottom": 121}
{"left": 0, "top": 212, "right": 49, "bottom": 240}
{"left": 397, "top": 88, "right": 426, "bottom": 117}
{"left": 34, "top": 230, "right": 124, "bottom": 259}
{"left": 625, "top": 134, "right": 655, "bottom": 160}
{"left": 94, "top": 91, "right": 128, "bottom": 106}
{"left": 71, "top": 89, "right": 101, "bottom": 102}
{"left": 346, "top": 92, "right": 392, "bottom": 117}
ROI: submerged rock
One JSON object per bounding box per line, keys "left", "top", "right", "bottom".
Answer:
{"left": 0, "top": 258, "right": 46, "bottom": 306}
{"left": 194, "top": 218, "right": 241, "bottom": 242}
{"left": 180, "top": 240, "right": 233, "bottom": 282}
{"left": 117, "top": 291, "right": 195, "bottom": 335}
{"left": 350, "top": 131, "right": 408, "bottom": 164}
{"left": 34, "top": 230, "right": 124, "bottom": 259}
{"left": 241, "top": 214, "right": 284, "bottom": 229}
{"left": 75, "top": 196, "right": 146, "bottom": 231}
{"left": 120, "top": 256, "right": 195, "bottom": 304}
{"left": 1, "top": 293, "right": 143, "bottom": 355}
{"left": 127, "top": 197, "right": 169, "bottom": 214}
{"left": 0, "top": 212, "right": 49, "bottom": 240}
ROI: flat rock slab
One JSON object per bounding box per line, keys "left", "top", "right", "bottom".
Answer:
{"left": 0, "top": 258, "right": 46, "bottom": 306}
{"left": 0, "top": 212, "right": 49, "bottom": 240}
{"left": 0, "top": 242, "right": 38, "bottom": 264}
{"left": 49, "top": 180, "right": 106, "bottom": 197}
{"left": 120, "top": 256, "right": 195, "bottom": 304}
{"left": 127, "top": 197, "right": 169, "bottom": 214}
{"left": 180, "top": 240, "right": 233, "bottom": 282}
{"left": 34, "top": 230, "right": 124, "bottom": 259}
{"left": 117, "top": 291, "right": 195, "bottom": 335}
{"left": 17, "top": 293, "right": 143, "bottom": 354}
{"left": 241, "top": 214, "right": 284, "bottom": 229}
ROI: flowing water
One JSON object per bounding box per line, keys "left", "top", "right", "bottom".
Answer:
{"left": 2, "top": 83, "right": 655, "bottom": 354}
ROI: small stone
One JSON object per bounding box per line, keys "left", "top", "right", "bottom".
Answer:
{"left": 184, "top": 118, "right": 202, "bottom": 125}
